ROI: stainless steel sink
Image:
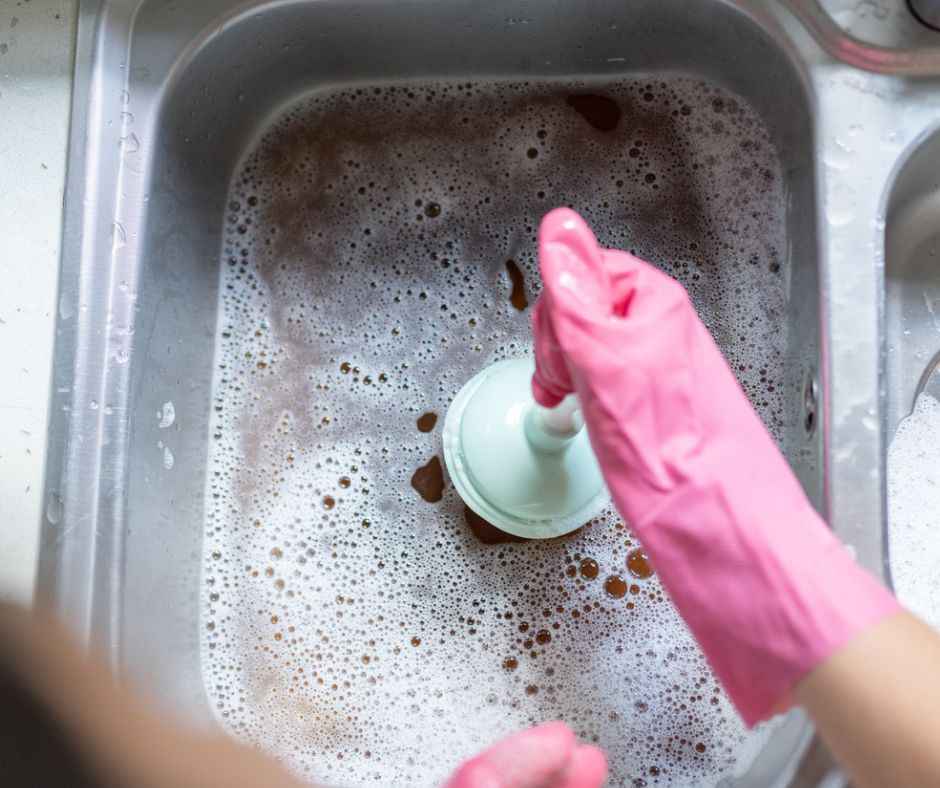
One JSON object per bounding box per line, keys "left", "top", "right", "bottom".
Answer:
{"left": 40, "top": 1, "right": 940, "bottom": 786}
{"left": 886, "top": 126, "right": 940, "bottom": 435}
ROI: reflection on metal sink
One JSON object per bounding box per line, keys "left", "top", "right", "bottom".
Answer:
{"left": 885, "top": 127, "right": 940, "bottom": 434}
{"left": 40, "top": 1, "right": 940, "bottom": 785}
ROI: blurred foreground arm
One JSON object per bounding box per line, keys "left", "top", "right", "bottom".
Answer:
{"left": 0, "top": 601, "right": 308, "bottom": 788}
{"left": 0, "top": 602, "right": 604, "bottom": 788}
{"left": 795, "top": 612, "right": 940, "bottom": 788}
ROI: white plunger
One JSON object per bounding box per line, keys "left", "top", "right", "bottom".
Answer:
{"left": 442, "top": 358, "right": 609, "bottom": 539}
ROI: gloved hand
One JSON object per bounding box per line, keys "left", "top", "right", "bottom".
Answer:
{"left": 443, "top": 722, "right": 607, "bottom": 788}
{"left": 531, "top": 208, "right": 901, "bottom": 726}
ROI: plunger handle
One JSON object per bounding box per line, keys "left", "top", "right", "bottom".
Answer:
{"left": 524, "top": 394, "right": 584, "bottom": 453}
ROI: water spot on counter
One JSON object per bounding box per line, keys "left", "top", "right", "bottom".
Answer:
{"left": 157, "top": 441, "right": 175, "bottom": 470}
{"left": 158, "top": 401, "right": 176, "bottom": 429}
{"left": 45, "top": 492, "right": 63, "bottom": 525}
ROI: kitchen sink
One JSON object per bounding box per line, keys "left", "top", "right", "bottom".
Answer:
{"left": 40, "top": 1, "right": 940, "bottom": 786}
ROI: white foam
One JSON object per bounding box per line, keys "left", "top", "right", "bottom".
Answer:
{"left": 889, "top": 393, "right": 940, "bottom": 630}
{"left": 200, "top": 76, "right": 792, "bottom": 786}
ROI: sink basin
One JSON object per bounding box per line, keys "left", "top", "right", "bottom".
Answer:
{"left": 885, "top": 127, "right": 940, "bottom": 434}
{"left": 40, "top": 1, "right": 940, "bottom": 786}
{"left": 884, "top": 125, "right": 940, "bottom": 631}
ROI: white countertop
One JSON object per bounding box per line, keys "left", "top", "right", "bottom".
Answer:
{"left": 0, "top": 0, "right": 75, "bottom": 604}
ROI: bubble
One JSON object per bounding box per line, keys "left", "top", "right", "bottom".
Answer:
{"left": 604, "top": 575, "right": 628, "bottom": 599}
{"left": 627, "top": 548, "right": 654, "bottom": 579}
{"left": 579, "top": 557, "right": 599, "bottom": 579}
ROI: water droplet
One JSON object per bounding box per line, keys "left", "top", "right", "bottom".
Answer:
{"left": 45, "top": 492, "right": 63, "bottom": 525}
{"left": 58, "top": 295, "right": 75, "bottom": 321}
{"left": 120, "top": 132, "right": 140, "bottom": 154}
{"left": 112, "top": 221, "right": 127, "bottom": 250}
{"left": 158, "top": 401, "right": 176, "bottom": 429}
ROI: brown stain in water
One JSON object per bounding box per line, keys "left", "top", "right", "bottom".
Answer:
{"left": 626, "top": 548, "right": 654, "bottom": 579}
{"left": 232, "top": 84, "right": 706, "bottom": 515}
{"left": 416, "top": 412, "right": 438, "bottom": 433}
{"left": 565, "top": 94, "right": 622, "bottom": 132}
{"left": 411, "top": 456, "right": 445, "bottom": 503}
{"left": 604, "top": 575, "right": 628, "bottom": 599}
{"left": 505, "top": 260, "right": 528, "bottom": 311}
{"left": 463, "top": 506, "right": 525, "bottom": 545}
{"left": 579, "top": 557, "right": 599, "bottom": 580}
{"left": 234, "top": 80, "right": 710, "bottom": 498}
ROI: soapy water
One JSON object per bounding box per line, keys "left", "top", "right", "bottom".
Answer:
{"left": 889, "top": 393, "right": 940, "bottom": 631}
{"left": 202, "top": 77, "right": 791, "bottom": 786}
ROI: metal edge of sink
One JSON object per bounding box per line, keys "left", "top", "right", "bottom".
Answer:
{"left": 36, "top": 1, "right": 940, "bottom": 786}
{"left": 881, "top": 116, "right": 940, "bottom": 433}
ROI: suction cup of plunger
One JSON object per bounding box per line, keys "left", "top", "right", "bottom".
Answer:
{"left": 442, "top": 358, "right": 609, "bottom": 539}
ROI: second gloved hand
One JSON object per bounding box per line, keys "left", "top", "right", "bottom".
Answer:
{"left": 443, "top": 722, "right": 606, "bottom": 788}
{"left": 531, "top": 208, "right": 900, "bottom": 725}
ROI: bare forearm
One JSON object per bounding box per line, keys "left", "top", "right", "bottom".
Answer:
{"left": 0, "top": 603, "right": 307, "bottom": 788}
{"left": 796, "top": 612, "right": 940, "bottom": 788}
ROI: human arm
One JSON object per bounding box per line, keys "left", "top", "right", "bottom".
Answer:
{"left": 0, "top": 600, "right": 604, "bottom": 788}
{"left": 796, "top": 612, "right": 940, "bottom": 788}
{"left": 530, "top": 208, "right": 921, "bottom": 782}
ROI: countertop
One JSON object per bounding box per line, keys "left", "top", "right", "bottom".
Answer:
{"left": 0, "top": 0, "right": 75, "bottom": 604}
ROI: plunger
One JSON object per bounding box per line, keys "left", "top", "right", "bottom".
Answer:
{"left": 442, "top": 357, "right": 609, "bottom": 539}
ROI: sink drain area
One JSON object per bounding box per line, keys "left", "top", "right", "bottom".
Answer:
{"left": 202, "top": 77, "right": 790, "bottom": 786}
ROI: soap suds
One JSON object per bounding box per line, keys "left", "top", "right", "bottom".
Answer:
{"left": 889, "top": 393, "right": 940, "bottom": 630}
{"left": 201, "top": 76, "right": 789, "bottom": 787}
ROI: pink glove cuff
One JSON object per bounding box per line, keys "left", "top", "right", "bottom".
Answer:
{"left": 642, "top": 478, "right": 901, "bottom": 725}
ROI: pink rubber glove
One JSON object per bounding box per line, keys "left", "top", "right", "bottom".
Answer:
{"left": 532, "top": 208, "right": 901, "bottom": 726}
{"left": 443, "top": 722, "right": 607, "bottom": 788}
